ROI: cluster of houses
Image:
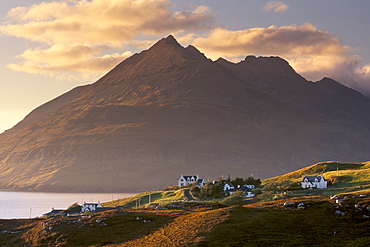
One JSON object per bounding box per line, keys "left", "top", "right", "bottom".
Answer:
{"left": 43, "top": 175, "right": 328, "bottom": 217}
{"left": 223, "top": 183, "right": 255, "bottom": 197}
{"left": 178, "top": 174, "right": 328, "bottom": 197}
{"left": 178, "top": 174, "right": 256, "bottom": 197}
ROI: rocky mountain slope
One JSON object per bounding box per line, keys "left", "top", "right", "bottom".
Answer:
{"left": 0, "top": 35, "right": 370, "bottom": 192}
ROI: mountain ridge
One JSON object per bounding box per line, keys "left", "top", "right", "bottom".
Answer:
{"left": 1, "top": 35, "right": 370, "bottom": 192}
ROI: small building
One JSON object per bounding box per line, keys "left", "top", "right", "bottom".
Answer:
{"left": 178, "top": 175, "right": 205, "bottom": 187}
{"left": 197, "top": 178, "right": 206, "bottom": 187}
{"left": 43, "top": 208, "right": 66, "bottom": 217}
{"left": 223, "top": 183, "right": 235, "bottom": 194}
{"left": 81, "top": 202, "right": 103, "bottom": 213}
{"left": 239, "top": 185, "right": 255, "bottom": 197}
{"left": 302, "top": 176, "right": 327, "bottom": 189}
{"left": 243, "top": 184, "right": 255, "bottom": 189}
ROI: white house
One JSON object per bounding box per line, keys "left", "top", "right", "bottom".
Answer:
{"left": 223, "top": 183, "right": 235, "bottom": 194}
{"left": 301, "top": 176, "right": 327, "bottom": 189}
{"left": 239, "top": 185, "right": 255, "bottom": 197}
{"left": 178, "top": 175, "right": 205, "bottom": 187}
{"left": 81, "top": 202, "right": 103, "bottom": 212}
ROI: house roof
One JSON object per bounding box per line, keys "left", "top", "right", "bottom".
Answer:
{"left": 83, "top": 203, "right": 99, "bottom": 206}
{"left": 181, "top": 175, "right": 198, "bottom": 180}
{"left": 43, "top": 209, "right": 66, "bottom": 216}
{"left": 239, "top": 185, "right": 253, "bottom": 192}
{"left": 302, "top": 176, "right": 326, "bottom": 182}
{"left": 224, "top": 183, "right": 234, "bottom": 187}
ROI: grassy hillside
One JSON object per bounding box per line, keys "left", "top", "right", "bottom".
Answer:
{"left": 3, "top": 161, "right": 370, "bottom": 246}
{"left": 3, "top": 195, "right": 370, "bottom": 246}
{"left": 102, "top": 189, "right": 190, "bottom": 208}
{"left": 259, "top": 161, "right": 370, "bottom": 200}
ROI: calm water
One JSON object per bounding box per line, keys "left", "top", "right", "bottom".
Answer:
{"left": 0, "top": 191, "right": 136, "bottom": 219}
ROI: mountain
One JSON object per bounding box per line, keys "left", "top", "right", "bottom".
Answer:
{"left": 1, "top": 35, "right": 370, "bottom": 192}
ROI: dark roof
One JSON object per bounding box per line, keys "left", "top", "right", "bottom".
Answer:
{"left": 43, "top": 209, "right": 66, "bottom": 216}
{"left": 302, "top": 176, "right": 325, "bottom": 182}
{"left": 239, "top": 185, "right": 253, "bottom": 192}
{"left": 182, "top": 175, "right": 198, "bottom": 180}
{"left": 95, "top": 207, "right": 116, "bottom": 213}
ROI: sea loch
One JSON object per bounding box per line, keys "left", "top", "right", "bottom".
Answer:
{"left": 0, "top": 191, "right": 135, "bottom": 219}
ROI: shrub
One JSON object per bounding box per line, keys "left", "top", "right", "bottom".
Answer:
{"left": 220, "top": 191, "right": 246, "bottom": 206}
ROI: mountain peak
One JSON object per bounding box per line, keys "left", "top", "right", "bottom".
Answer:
{"left": 152, "top": 34, "right": 181, "bottom": 48}
{"left": 145, "top": 34, "right": 207, "bottom": 63}
{"left": 3, "top": 35, "right": 370, "bottom": 193}
{"left": 164, "top": 34, "right": 178, "bottom": 45}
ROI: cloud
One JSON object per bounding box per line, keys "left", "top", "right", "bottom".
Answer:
{"left": 0, "top": 0, "right": 213, "bottom": 79}
{"left": 264, "top": 1, "right": 289, "bottom": 13}
{"left": 192, "top": 24, "right": 346, "bottom": 59}
{"left": 7, "top": 44, "right": 133, "bottom": 76}
{"left": 1, "top": 0, "right": 213, "bottom": 45}
{"left": 1, "top": 1, "right": 369, "bottom": 96}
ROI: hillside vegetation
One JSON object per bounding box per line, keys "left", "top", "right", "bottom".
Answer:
{"left": 2, "top": 194, "right": 370, "bottom": 246}
{"left": 259, "top": 161, "right": 370, "bottom": 200}
{"left": 3, "top": 161, "right": 370, "bottom": 246}
{"left": 102, "top": 189, "right": 190, "bottom": 208}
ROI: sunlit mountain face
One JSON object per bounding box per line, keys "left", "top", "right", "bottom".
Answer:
{"left": 1, "top": 36, "right": 370, "bottom": 192}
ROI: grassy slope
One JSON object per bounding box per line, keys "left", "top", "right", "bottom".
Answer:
{"left": 116, "top": 208, "right": 229, "bottom": 247}
{"left": 262, "top": 161, "right": 370, "bottom": 196}
{"left": 3, "top": 161, "right": 370, "bottom": 246}
{"left": 102, "top": 189, "right": 189, "bottom": 208}
{"left": 5, "top": 196, "right": 370, "bottom": 247}
{"left": 200, "top": 203, "right": 370, "bottom": 246}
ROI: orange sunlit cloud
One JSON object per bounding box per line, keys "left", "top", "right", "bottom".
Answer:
{"left": 7, "top": 44, "right": 133, "bottom": 74}
{"left": 0, "top": 0, "right": 213, "bottom": 77}
{"left": 2, "top": 0, "right": 213, "bottom": 45}
{"left": 0, "top": 0, "right": 369, "bottom": 95}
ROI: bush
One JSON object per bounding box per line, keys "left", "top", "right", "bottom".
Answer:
{"left": 220, "top": 191, "right": 246, "bottom": 206}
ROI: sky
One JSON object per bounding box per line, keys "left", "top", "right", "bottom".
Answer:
{"left": 0, "top": 0, "right": 369, "bottom": 133}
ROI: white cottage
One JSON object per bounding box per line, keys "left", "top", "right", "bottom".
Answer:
{"left": 178, "top": 175, "right": 205, "bottom": 187}
{"left": 223, "top": 183, "right": 235, "bottom": 195}
{"left": 302, "top": 176, "right": 327, "bottom": 189}
{"left": 81, "top": 202, "right": 103, "bottom": 212}
{"left": 239, "top": 185, "right": 255, "bottom": 197}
